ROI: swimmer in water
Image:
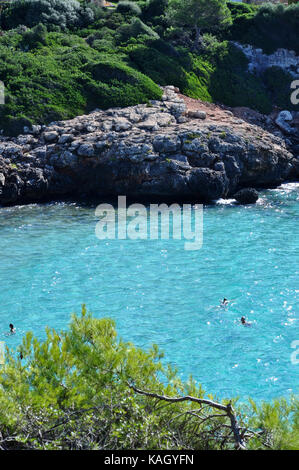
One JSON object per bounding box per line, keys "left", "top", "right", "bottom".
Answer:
{"left": 9, "top": 323, "right": 16, "bottom": 334}
{"left": 241, "top": 316, "right": 251, "bottom": 327}
{"left": 220, "top": 298, "right": 229, "bottom": 308}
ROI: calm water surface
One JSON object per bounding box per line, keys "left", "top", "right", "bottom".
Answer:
{"left": 0, "top": 183, "right": 298, "bottom": 401}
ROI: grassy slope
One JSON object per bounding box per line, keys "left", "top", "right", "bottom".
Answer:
{"left": 0, "top": 1, "right": 297, "bottom": 135}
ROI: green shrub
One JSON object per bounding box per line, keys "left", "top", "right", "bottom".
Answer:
{"left": 91, "top": 38, "right": 116, "bottom": 52}
{"left": 1, "top": 0, "right": 94, "bottom": 31}
{"left": 0, "top": 30, "right": 161, "bottom": 135}
{"left": 127, "top": 40, "right": 273, "bottom": 112}
{"left": 104, "top": 11, "right": 127, "bottom": 30}
{"left": 0, "top": 0, "right": 296, "bottom": 137}
{"left": 225, "top": 3, "right": 299, "bottom": 54}
{"left": 227, "top": 1, "right": 257, "bottom": 17}
{"left": 247, "top": 397, "right": 299, "bottom": 450}
{"left": 129, "top": 45, "right": 192, "bottom": 93}
{"left": 116, "top": 1, "right": 142, "bottom": 17}
{"left": 0, "top": 43, "right": 83, "bottom": 134}
{"left": 20, "top": 23, "right": 48, "bottom": 50}
{"left": 207, "top": 42, "right": 272, "bottom": 114}
{"left": 0, "top": 307, "right": 297, "bottom": 450}
{"left": 262, "top": 67, "right": 299, "bottom": 111}
{"left": 201, "top": 33, "right": 229, "bottom": 61}
{"left": 86, "top": 27, "right": 116, "bottom": 50}
{"left": 83, "top": 57, "right": 162, "bottom": 109}
{"left": 141, "top": 0, "right": 169, "bottom": 25}
{"left": 117, "top": 18, "right": 159, "bottom": 43}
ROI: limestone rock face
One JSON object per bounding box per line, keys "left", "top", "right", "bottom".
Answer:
{"left": 0, "top": 87, "right": 295, "bottom": 206}
{"left": 275, "top": 111, "right": 294, "bottom": 135}
{"left": 187, "top": 110, "right": 207, "bottom": 120}
{"left": 234, "top": 42, "right": 299, "bottom": 77}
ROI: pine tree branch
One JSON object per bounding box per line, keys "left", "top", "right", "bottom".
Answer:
{"left": 127, "top": 381, "right": 247, "bottom": 450}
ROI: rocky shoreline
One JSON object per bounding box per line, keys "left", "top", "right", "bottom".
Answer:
{"left": 0, "top": 86, "right": 298, "bottom": 206}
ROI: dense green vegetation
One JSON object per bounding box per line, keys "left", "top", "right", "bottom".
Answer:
{"left": 226, "top": 1, "right": 299, "bottom": 55}
{"left": 0, "top": 0, "right": 297, "bottom": 135}
{"left": 0, "top": 307, "right": 298, "bottom": 450}
{"left": 0, "top": 0, "right": 95, "bottom": 30}
{"left": 167, "top": 0, "right": 232, "bottom": 50}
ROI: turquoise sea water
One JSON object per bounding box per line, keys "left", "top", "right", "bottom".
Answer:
{"left": 0, "top": 183, "right": 298, "bottom": 402}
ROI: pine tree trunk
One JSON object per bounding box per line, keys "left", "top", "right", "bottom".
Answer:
{"left": 192, "top": 26, "right": 201, "bottom": 51}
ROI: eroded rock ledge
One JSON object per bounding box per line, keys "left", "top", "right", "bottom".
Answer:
{"left": 0, "top": 86, "right": 296, "bottom": 206}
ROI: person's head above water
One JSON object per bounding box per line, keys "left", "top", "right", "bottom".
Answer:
{"left": 223, "top": 298, "right": 228, "bottom": 302}
{"left": 241, "top": 316, "right": 246, "bottom": 324}
{"left": 9, "top": 323, "right": 14, "bottom": 332}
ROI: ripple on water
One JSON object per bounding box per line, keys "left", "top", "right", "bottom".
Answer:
{"left": 0, "top": 184, "right": 298, "bottom": 401}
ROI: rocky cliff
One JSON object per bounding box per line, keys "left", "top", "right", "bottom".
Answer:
{"left": 234, "top": 42, "right": 299, "bottom": 76}
{"left": 0, "top": 87, "right": 297, "bottom": 206}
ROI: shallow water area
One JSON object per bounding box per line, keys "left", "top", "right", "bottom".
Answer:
{"left": 0, "top": 182, "right": 298, "bottom": 401}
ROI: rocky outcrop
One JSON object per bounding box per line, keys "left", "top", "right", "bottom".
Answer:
{"left": 0, "top": 87, "right": 296, "bottom": 206}
{"left": 234, "top": 42, "right": 299, "bottom": 76}
{"left": 234, "top": 188, "right": 259, "bottom": 205}
{"left": 275, "top": 110, "right": 295, "bottom": 135}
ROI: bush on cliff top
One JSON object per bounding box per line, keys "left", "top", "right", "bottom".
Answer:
{"left": 262, "top": 67, "right": 298, "bottom": 112}
{"left": 116, "top": 1, "right": 142, "bottom": 17}
{"left": 128, "top": 43, "right": 213, "bottom": 101}
{"left": 225, "top": 2, "right": 299, "bottom": 54}
{"left": 116, "top": 18, "right": 159, "bottom": 43}
{"left": 126, "top": 40, "right": 272, "bottom": 113}
{"left": 0, "top": 0, "right": 94, "bottom": 31}
{"left": 207, "top": 41, "right": 272, "bottom": 114}
{"left": 0, "top": 30, "right": 162, "bottom": 135}
{"left": 0, "top": 0, "right": 297, "bottom": 136}
{"left": 83, "top": 57, "right": 163, "bottom": 109}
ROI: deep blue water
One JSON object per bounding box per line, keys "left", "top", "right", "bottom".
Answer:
{"left": 0, "top": 183, "right": 298, "bottom": 402}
